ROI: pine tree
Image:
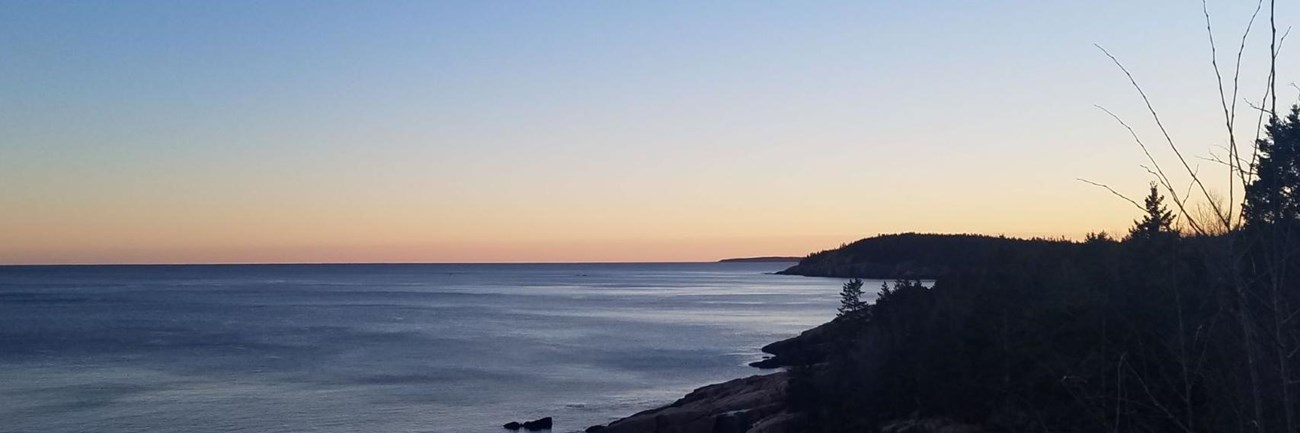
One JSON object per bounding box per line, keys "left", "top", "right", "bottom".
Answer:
{"left": 1244, "top": 105, "right": 1300, "bottom": 227}
{"left": 1128, "top": 183, "right": 1176, "bottom": 241}
{"left": 838, "top": 278, "right": 867, "bottom": 318}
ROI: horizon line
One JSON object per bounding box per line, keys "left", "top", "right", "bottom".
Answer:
{"left": 0, "top": 259, "right": 804, "bottom": 267}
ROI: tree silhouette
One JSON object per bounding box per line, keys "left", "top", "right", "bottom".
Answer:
{"left": 1127, "top": 183, "right": 1176, "bottom": 241}
{"left": 1244, "top": 105, "right": 1300, "bottom": 227}
{"left": 837, "top": 278, "right": 867, "bottom": 318}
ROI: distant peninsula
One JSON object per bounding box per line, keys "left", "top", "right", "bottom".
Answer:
{"left": 716, "top": 256, "right": 803, "bottom": 263}
{"left": 776, "top": 232, "right": 1068, "bottom": 278}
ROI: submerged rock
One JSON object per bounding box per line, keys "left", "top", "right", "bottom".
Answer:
{"left": 503, "top": 421, "right": 522, "bottom": 430}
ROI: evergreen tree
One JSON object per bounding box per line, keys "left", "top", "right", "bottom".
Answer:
{"left": 1084, "top": 231, "right": 1114, "bottom": 243}
{"left": 1127, "top": 183, "right": 1176, "bottom": 241}
{"left": 838, "top": 278, "right": 867, "bottom": 317}
{"left": 1244, "top": 105, "right": 1300, "bottom": 227}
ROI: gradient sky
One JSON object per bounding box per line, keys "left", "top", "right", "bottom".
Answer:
{"left": 2, "top": 1, "right": 1298, "bottom": 264}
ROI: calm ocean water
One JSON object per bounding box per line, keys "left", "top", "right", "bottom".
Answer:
{"left": 0, "top": 263, "right": 854, "bottom": 433}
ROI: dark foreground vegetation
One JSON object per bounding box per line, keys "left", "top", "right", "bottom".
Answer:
{"left": 784, "top": 106, "right": 1300, "bottom": 433}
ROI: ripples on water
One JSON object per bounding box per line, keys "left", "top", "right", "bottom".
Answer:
{"left": 0, "top": 263, "right": 856, "bottom": 433}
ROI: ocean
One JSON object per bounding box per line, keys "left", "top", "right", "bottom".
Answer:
{"left": 0, "top": 262, "right": 853, "bottom": 433}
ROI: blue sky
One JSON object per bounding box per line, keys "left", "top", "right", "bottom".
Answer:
{"left": 1, "top": 1, "right": 1296, "bottom": 263}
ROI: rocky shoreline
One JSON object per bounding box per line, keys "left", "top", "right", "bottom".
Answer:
{"left": 578, "top": 235, "right": 1056, "bottom": 433}
{"left": 578, "top": 237, "right": 991, "bottom": 433}
{"left": 583, "top": 321, "right": 835, "bottom": 433}
{"left": 747, "top": 320, "right": 838, "bottom": 369}
{"left": 584, "top": 373, "right": 798, "bottom": 433}
{"left": 580, "top": 309, "right": 983, "bottom": 433}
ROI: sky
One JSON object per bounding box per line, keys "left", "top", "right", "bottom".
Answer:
{"left": 2, "top": 1, "right": 1298, "bottom": 264}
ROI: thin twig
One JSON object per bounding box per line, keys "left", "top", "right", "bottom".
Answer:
{"left": 1078, "top": 178, "right": 1145, "bottom": 211}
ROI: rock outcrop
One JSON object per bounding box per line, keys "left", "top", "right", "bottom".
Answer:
{"left": 523, "top": 417, "right": 552, "bottom": 430}
{"left": 749, "top": 318, "right": 841, "bottom": 369}
{"left": 503, "top": 417, "right": 552, "bottom": 431}
{"left": 588, "top": 373, "right": 794, "bottom": 433}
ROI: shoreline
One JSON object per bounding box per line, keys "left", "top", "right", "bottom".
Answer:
{"left": 585, "top": 372, "right": 797, "bottom": 433}
{"left": 584, "top": 320, "right": 836, "bottom": 433}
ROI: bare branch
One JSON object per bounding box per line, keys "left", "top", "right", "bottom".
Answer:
{"left": 1096, "top": 105, "right": 1208, "bottom": 235}
{"left": 1204, "top": 0, "right": 1260, "bottom": 208}
{"left": 1096, "top": 44, "right": 1231, "bottom": 229}
{"left": 1183, "top": 165, "right": 1201, "bottom": 207}
{"left": 1078, "top": 178, "right": 1145, "bottom": 211}
{"left": 1246, "top": 98, "right": 1277, "bottom": 116}
{"left": 1272, "top": 0, "right": 1279, "bottom": 117}
{"left": 1200, "top": 153, "right": 1258, "bottom": 177}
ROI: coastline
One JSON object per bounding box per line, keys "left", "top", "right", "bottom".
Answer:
{"left": 586, "top": 372, "right": 795, "bottom": 433}
{"left": 585, "top": 320, "right": 836, "bottom": 433}
{"left": 578, "top": 260, "right": 843, "bottom": 433}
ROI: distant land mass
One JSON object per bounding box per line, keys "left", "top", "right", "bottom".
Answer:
{"left": 776, "top": 232, "right": 1070, "bottom": 278}
{"left": 716, "top": 256, "right": 803, "bottom": 263}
